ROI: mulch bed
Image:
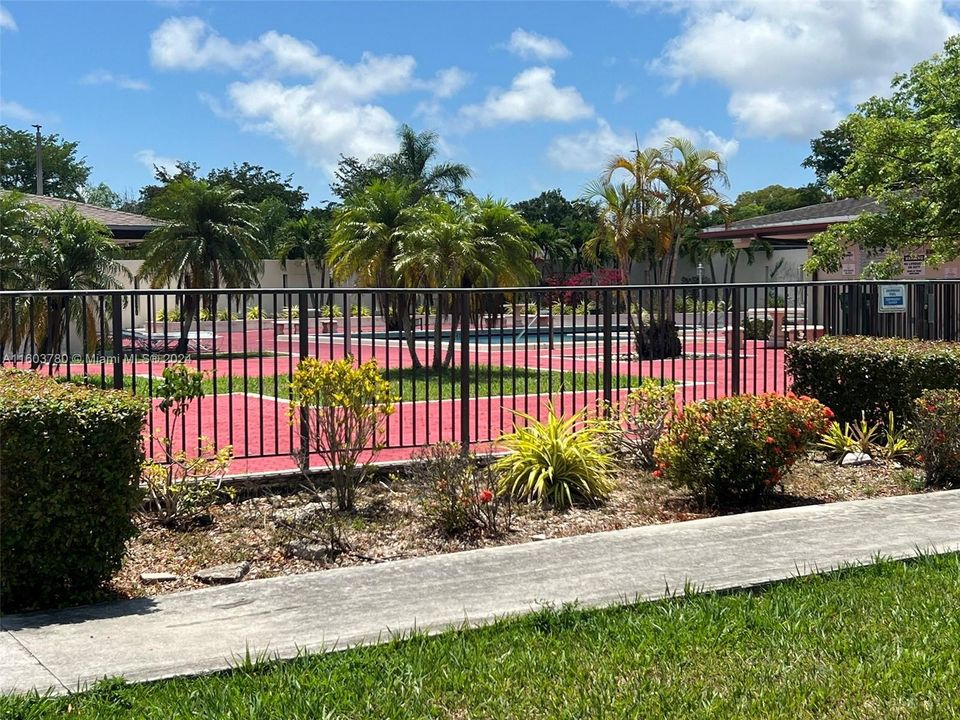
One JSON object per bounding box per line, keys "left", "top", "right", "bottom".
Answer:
{"left": 109, "top": 456, "right": 925, "bottom": 599}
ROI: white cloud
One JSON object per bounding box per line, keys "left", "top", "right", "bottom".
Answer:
{"left": 0, "top": 6, "right": 16, "bottom": 30}
{"left": 613, "top": 83, "right": 631, "bottom": 103}
{"left": 426, "top": 67, "right": 470, "bottom": 98}
{"left": 150, "top": 16, "right": 259, "bottom": 71}
{"left": 640, "top": 117, "right": 739, "bottom": 158}
{"left": 506, "top": 28, "right": 571, "bottom": 61}
{"left": 546, "top": 119, "right": 633, "bottom": 172}
{"left": 81, "top": 70, "right": 150, "bottom": 91}
{"left": 547, "top": 117, "right": 738, "bottom": 172}
{"left": 652, "top": 0, "right": 960, "bottom": 138}
{"left": 150, "top": 17, "right": 469, "bottom": 172}
{"left": 135, "top": 149, "right": 181, "bottom": 177}
{"left": 0, "top": 99, "right": 40, "bottom": 123}
{"left": 727, "top": 90, "right": 841, "bottom": 139}
{"left": 460, "top": 67, "right": 593, "bottom": 126}
{"left": 226, "top": 80, "right": 399, "bottom": 172}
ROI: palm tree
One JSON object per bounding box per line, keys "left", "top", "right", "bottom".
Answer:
{"left": 275, "top": 215, "right": 328, "bottom": 289}
{"left": 327, "top": 180, "right": 422, "bottom": 362}
{"left": 375, "top": 125, "right": 471, "bottom": 201}
{"left": 139, "top": 178, "right": 264, "bottom": 353}
{"left": 656, "top": 137, "right": 729, "bottom": 284}
{"left": 0, "top": 192, "right": 39, "bottom": 358}
{"left": 398, "top": 196, "right": 535, "bottom": 368}
{"left": 22, "top": 205, "right": 129, "bottom": 364}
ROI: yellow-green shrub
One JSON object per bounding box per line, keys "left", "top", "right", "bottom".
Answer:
{"left": 495, "top": 405, "right": 615, "bottom": 510}
{"left": 291, "top": 357, "right": 396, "bottom": 510}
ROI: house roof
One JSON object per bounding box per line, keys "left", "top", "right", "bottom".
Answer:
{"left": 3, "top": 191, "right": 163, "bottom": 232}
{"left": 698, "top": 197, "right": 880, "bottom": 245}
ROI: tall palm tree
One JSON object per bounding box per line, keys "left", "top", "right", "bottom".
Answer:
{"left": 22, "top": 205, "right": 129, "bottom": 363}
{"left": 656, "top": 137, "right": 729, "bottom": 284}
{"left": 275, "top": 215, "right": 327, "bottom": 289}
{"left": 139, "top": 178, "right": 264, "bottom": 353}
{"left": 376, "top": 125, "right": 471, "bottom": 201}
{"left": 398, "top": 196, "right": 535, "bottom": 368}
{"left": 0, "top": 192, "right": 39, "bottom": 358}
{"left": 0, "top": 191, "right": 36, "bottom": 290}
{"left": 327, "top": 180, "right": 422, "bottom": 362}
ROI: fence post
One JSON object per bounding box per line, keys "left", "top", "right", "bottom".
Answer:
{"left": 459, "top": 291, "right": 471, "bottom": 456}
{"left": 111, "top": 293, "right": 123, "bottom": 390}
{"left": 602, "top": 289, "right": 613, "bottom": 411}
{"left": 730, "top": 287, "right": 741, "bottom": 396}
{"left": 297, "top": 290, "right": 310, "bottom": 460}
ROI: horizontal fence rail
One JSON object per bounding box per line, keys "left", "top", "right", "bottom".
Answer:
{"left": 2, "top": 280, "right": 958, "bottom": 476}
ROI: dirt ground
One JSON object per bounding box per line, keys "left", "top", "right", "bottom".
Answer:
{"left": 110, "top": 455, "right": 925, "bottom": 599}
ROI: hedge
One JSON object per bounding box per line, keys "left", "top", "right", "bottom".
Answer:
{"left": 0, "top": 370, "right": 148, "bottom": 612}
{"left": 785, "top": 336, "right": 960, "bottom": 424}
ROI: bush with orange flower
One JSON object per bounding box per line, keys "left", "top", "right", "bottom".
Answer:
{"left": 653, "top": 393, "right": 834, "bottom": 504}
{"left": 914, "top": 389, "right": 960, "bottom": 487}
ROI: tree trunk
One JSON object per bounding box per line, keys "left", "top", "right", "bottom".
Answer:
{"left": 432, "top": 294, "right": 448, "bottom": 370}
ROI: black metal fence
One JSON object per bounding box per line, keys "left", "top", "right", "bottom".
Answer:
{"left": 1, "top": 280, "right": 958, "bottom": 474}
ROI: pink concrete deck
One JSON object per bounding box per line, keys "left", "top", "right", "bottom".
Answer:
{"left": 9, "top": 324, "right": 797, "bottom": 476}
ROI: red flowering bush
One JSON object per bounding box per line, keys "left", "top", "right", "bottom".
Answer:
{"left": 914, "top": 389, "right": 960, "bottom": 487}
{"left": 543, "top": 269, "right": 621, "bottom": 304}
{"left": 653, "top": 393, "right": 833, "bottom": 504}
{"left": 414, "top": 443, "right": 511, "bottom": 536}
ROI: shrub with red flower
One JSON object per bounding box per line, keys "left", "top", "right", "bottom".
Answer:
{"left": 543, "top": 269, "right": 621, "bottom": 305}
{"left": 914, "top": 389, "right": 960, "bottom": 487}
{"left": 652, "top": 393, "right": 833, "bottom": 504}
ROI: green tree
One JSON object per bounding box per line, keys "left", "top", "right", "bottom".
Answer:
{"left": 802, "top": 126, "right": 854, "bottom": 191}
{"left": 398, "top": 196, "right": 535, "bottom": 368}
{"left": 513, "top": 189, "right": 599, "bottom": 273}
{"left": 327, "top": 180, "right": 420, "bottom": 358}
{"left": 807, "top": 36, "right": 960, "bottom": 275}
{"left": 139, "top": 178, "right": 265, "bottom": 352}
{"left": 330, "top": 155, "right": 388, "bottom": 202}
{"left": 275, "top": 214, "right": 329, "bottom": 289}
{"left": 206, "top": 162, "right": 307, "bottom": 216}
{"left": 81, "top": 182, "right": 122, "bottom": 209}
{"left": 330, "top": 125, "right": 470, "bottom": 202}
{"left": 0, "top": 191, "right": 36, "bottom": 290}
{"left": 656, "top": 137, "right": 729, "bottom": 284}
{"left": 21, "top": 206, "right": 129, "bottom": 361}
{"left": 0, "top": 192, "right": 38, "bottom": 357}
{"left": 0, "top": 126, "right": 92, "bottom": 200}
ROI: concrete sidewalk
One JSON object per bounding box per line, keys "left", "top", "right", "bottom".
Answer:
{"left": 3, "top": 491, "right": 960, "bottom": 695}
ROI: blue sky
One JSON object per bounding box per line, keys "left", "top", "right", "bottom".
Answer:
{"left": 2, "top": 1, "right": 958, "bottom": 207}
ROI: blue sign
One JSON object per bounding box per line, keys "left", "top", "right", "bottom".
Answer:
{"left": 879, "top": 284, "right": 907, "bottom": 313}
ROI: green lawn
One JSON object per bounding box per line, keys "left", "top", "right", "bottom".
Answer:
{"left": 119, "top": 364, "right": 620, "bottom": 403}
{"left": 6, "top": 554, "right": 959, "bottom": 719}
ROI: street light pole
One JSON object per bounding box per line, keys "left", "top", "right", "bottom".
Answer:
{"left": 32, "top": 124, "right": 43, "bottom": 195}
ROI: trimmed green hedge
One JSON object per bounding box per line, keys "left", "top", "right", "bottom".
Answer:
{"left": 786, "top": 336, "right": 960, "bottom": 424}
{"left": 0, "top": 370, "right": 149, "bottom": 612}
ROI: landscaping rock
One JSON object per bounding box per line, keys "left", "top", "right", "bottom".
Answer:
{"left": 284, "top": 540, "right": 332, "bottom": 562}
{"left": 841, "top": 452, "right": 873, "bottom": 467}
{"left": 531, "top": 533, "right": 548, "bottom": 541}
{"left": 194, "top": 562, "right": 250, "bottom": 585}
{"left": 140, "top": 572, "right": 179, "bottom": 585}
{"left": 272, "top": 502, "right": 326, "bottom": 527}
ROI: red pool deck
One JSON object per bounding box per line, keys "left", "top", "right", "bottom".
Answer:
{"left": 10, "top": 325, "right": 796, "bottom": 477}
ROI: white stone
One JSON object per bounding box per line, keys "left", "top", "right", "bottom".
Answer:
{"left": 841, "top": 452, "right": 873, "bottom": 467}
{"left": 194, "top": 562, "right": 250, "bottom": 585}
{"left": 140, "top": 572, "right": 178, "bottom": 585}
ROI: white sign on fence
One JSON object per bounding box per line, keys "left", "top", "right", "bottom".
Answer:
{"left": 878, "top": 284, "right": 907, "bottom": 313}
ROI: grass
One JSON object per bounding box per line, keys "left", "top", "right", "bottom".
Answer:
{"left": 5, "top": 553, "right": 960, "bottom": 718}
{"left": 109, "top": 364, "right": 624, "bottom": 403}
